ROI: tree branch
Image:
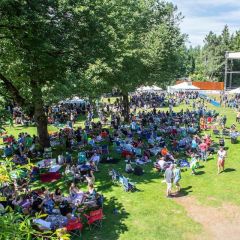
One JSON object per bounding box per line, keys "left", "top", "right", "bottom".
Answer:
{"left": 0, "top": 24, "right": 23, "bottom": 30}
{"left": 0, "top": 73, "right": 26, "bottom": 106}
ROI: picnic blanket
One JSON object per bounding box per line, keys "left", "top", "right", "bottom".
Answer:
{"left": 40, "top": 172, "right": 61, "bottom": 182}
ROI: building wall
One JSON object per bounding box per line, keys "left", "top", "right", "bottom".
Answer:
{"left": 176, "top": 81, "right": 224, "bottom": 90}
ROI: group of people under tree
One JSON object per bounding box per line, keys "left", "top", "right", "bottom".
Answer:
{"left": 0, "top": 91, "right": 231, "bottom": 235}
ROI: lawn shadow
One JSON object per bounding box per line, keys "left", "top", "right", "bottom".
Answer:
{"left": 224, "top": 168, "right": 236, "bottom": 173}
{"left": 95, "top": 161, "right": 164, "bottom": 194}
{"left": 172, "top": 186, "right": 193, "bottom": 198}
{"left": 195, "top": 171, "right": 205, "bottom": 175}
{"left": 82, "top": 196, "right": 129, "bottom": 240}
{"left": 97, "top": 181, "right": 114, "bottom": 192}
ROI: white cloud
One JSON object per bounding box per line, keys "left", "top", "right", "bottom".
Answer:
{"left": 170, "top": 0, "right": 240, "bottom": 46}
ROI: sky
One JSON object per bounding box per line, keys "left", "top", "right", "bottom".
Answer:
{"left": 171, "top": 0, "right": 240, "bottom": 46}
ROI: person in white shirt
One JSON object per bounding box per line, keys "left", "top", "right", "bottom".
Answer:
{"left": 96, "top": 135, "right": 102, "bottom": 142}
{"left": 90, "top": 153, "right": 100, "bottom": 166}
{"left": 158, "top": 157, "right": 167, "bottom": 170}
{"left": 217, "top": 147, "right": 227, "bottom": 174}
{"left": 125, "top": 160, "right": 134, "bottom": 173}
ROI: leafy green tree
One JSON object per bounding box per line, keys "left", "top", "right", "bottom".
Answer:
{"left": 184, "top": 25, "right": 240, "bottom": 83}
{"left": 0, "top": 212, "right": 62, "bottom": 240}
{"left": 92, "top": 1, "right": 186, "bottom": 121}
{"left": 1, "top": 0, "right": 144, "bottom": 145}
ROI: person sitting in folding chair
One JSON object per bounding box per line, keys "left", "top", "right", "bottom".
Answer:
{"left": 125, "top": 160, "right": 134, "bottom": 173}
{"left": 84, "top": 208, "right": 104, "bottom": 230}
{"left": 90, "top": 152, "right": 100, "bottom": 171}
{"left": 83, "top": 184, "right": 98, "bottom": 208}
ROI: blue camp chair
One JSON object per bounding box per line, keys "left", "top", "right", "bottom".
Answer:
{"left": 4, "top": 147, "right": 13, "bottom": 157}
{"left": 134, "top": 148, "right": 142, "bottom": 157}
{"left": 78, "top": 152, "right": 87, "bottom": 165}
{"left": 122, "top": 176, "right": 135, "bottom": 192}
{"left": 111, "top": 169, "right": 120, "bottom": 182}
{"left": 178, "top": 159, "right": 190, "bottom": 168}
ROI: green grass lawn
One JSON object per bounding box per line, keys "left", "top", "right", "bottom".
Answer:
{"left": 1, "top": 101, "right": 240, "bottom": 240}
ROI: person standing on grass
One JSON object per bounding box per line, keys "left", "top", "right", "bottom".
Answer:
{"left": 199, "top": 141, "right": 208, "bottom": 162}
{"left": 164, "top": 164, "right": 174, "bottom": 198}
{"left": 217, "top": 147, "right": 227, "bottom": 174}
{"left": 173, "top": 164, "right": 181, "bottom": 193}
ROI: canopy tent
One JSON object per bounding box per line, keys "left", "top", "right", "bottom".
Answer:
{"left": 60, "top": 97, "right": 86, "bottom": 104}
{"left": 229, "top": 88, "right": 240, "bottom": 94}
{"left": 168, "top": 82, "right": 200, "bottom": 92}
{"left": 136, "top": 85, "right": 162, "bottom": 92}
{"left": 151, "top": 85, "right": 162, "bottom": 91}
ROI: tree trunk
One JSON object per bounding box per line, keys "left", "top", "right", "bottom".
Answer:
{"left": 122, "top": 92, "right": 130, "bottom": 122}
{"left": 34, "top": 101, "right": 50, "bottom": 148}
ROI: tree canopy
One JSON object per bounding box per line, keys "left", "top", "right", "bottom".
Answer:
{"left": 0, "top": 0, "right": 186, "bottom": 144}
{"left": 182, "top": 25, "right": 240, "bottom": 83}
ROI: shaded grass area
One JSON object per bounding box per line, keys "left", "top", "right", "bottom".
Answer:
{"left": 1, "top": 101, "right": 240, "bottom": 239}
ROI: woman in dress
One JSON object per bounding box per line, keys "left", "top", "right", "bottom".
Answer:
{"left": 217, "top": 147, "right": 227, "bottom": 174}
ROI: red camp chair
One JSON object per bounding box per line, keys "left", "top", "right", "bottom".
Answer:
{"left": 121, "top": 150, "right": 133, "bottom": 158}
{"left": 66, "top": 218, "right": 83, "bottom": 238}
{"left": 84, "top": 208, "right": 103, "bottom": 230}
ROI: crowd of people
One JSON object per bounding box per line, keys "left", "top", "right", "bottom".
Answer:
{"left": 0, "top": 91, "right": 234, "bottom": 235}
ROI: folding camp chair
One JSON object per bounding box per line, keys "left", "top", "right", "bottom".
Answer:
{"left": 178, "top": 159, "right": 190, "bottom": 168}
{"left": 212, "top": 129, "right": 220, "bottom": 138}
{"left": 66, "top": 218, "right": 83, "bottom": 238}
{"left": 121, "top": 150, "right": 133, "bottom": 158}
{"left": 4, "top": 147, "right": 13, "bottom": 157}
{"left": 134, "top": 148, "right": 142, "bottom": 157}
{"left": 119, "top": 175, "right": 124, "bottom": 185}
{"left": 222, "top": 129, "right": 230, "bottom": 138}
{"left": 111, "top": 169, "right": 119, "bottom": 182}
{"left": 122, "top": 176, "right": 135, "bottom": 192}
{"left": 84, "top": 208, "right": 104, "bottom": 230}
{"left": 78, "top": 152, "right": 87, "bottom": 165}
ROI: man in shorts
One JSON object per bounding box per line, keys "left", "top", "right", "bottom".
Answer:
{"left": 164, "top": 164, "right": 174, "bottom": 198}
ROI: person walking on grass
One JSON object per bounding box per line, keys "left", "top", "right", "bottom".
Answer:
{"left": 217, "top": 147, "right": 227, "bottom": 174}
{"left": 173, "top": 164, "right": 181, "bottom": 193}
{"left": 164, "top": 164, "right": 174, "bottom": 198}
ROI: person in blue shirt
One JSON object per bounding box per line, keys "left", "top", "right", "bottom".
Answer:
{"left": 173, "top": 164, "right": 181, "bottom": 193}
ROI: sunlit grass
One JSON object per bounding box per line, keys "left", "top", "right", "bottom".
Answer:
{"left": 1, "top": 99, "right": 240, "bottom": 239}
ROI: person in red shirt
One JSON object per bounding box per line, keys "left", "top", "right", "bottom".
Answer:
{"left": 199, "top": 141, "right": 208, "bottom": 161}
{"left": 204, "top": 135, "right": 212, "bottom": 148}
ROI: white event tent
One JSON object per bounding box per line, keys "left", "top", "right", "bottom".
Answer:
{"left": 136, "top": 85, "right": 162, "bottom": 92}
{"left": 229, "top": 88, "right": 240, "bottom": 94}
{"left": 60, "top": 97, "right": 86, "bottom": 104}
{"left": 168, "top": 82, "right": 200, "bottom": 92}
